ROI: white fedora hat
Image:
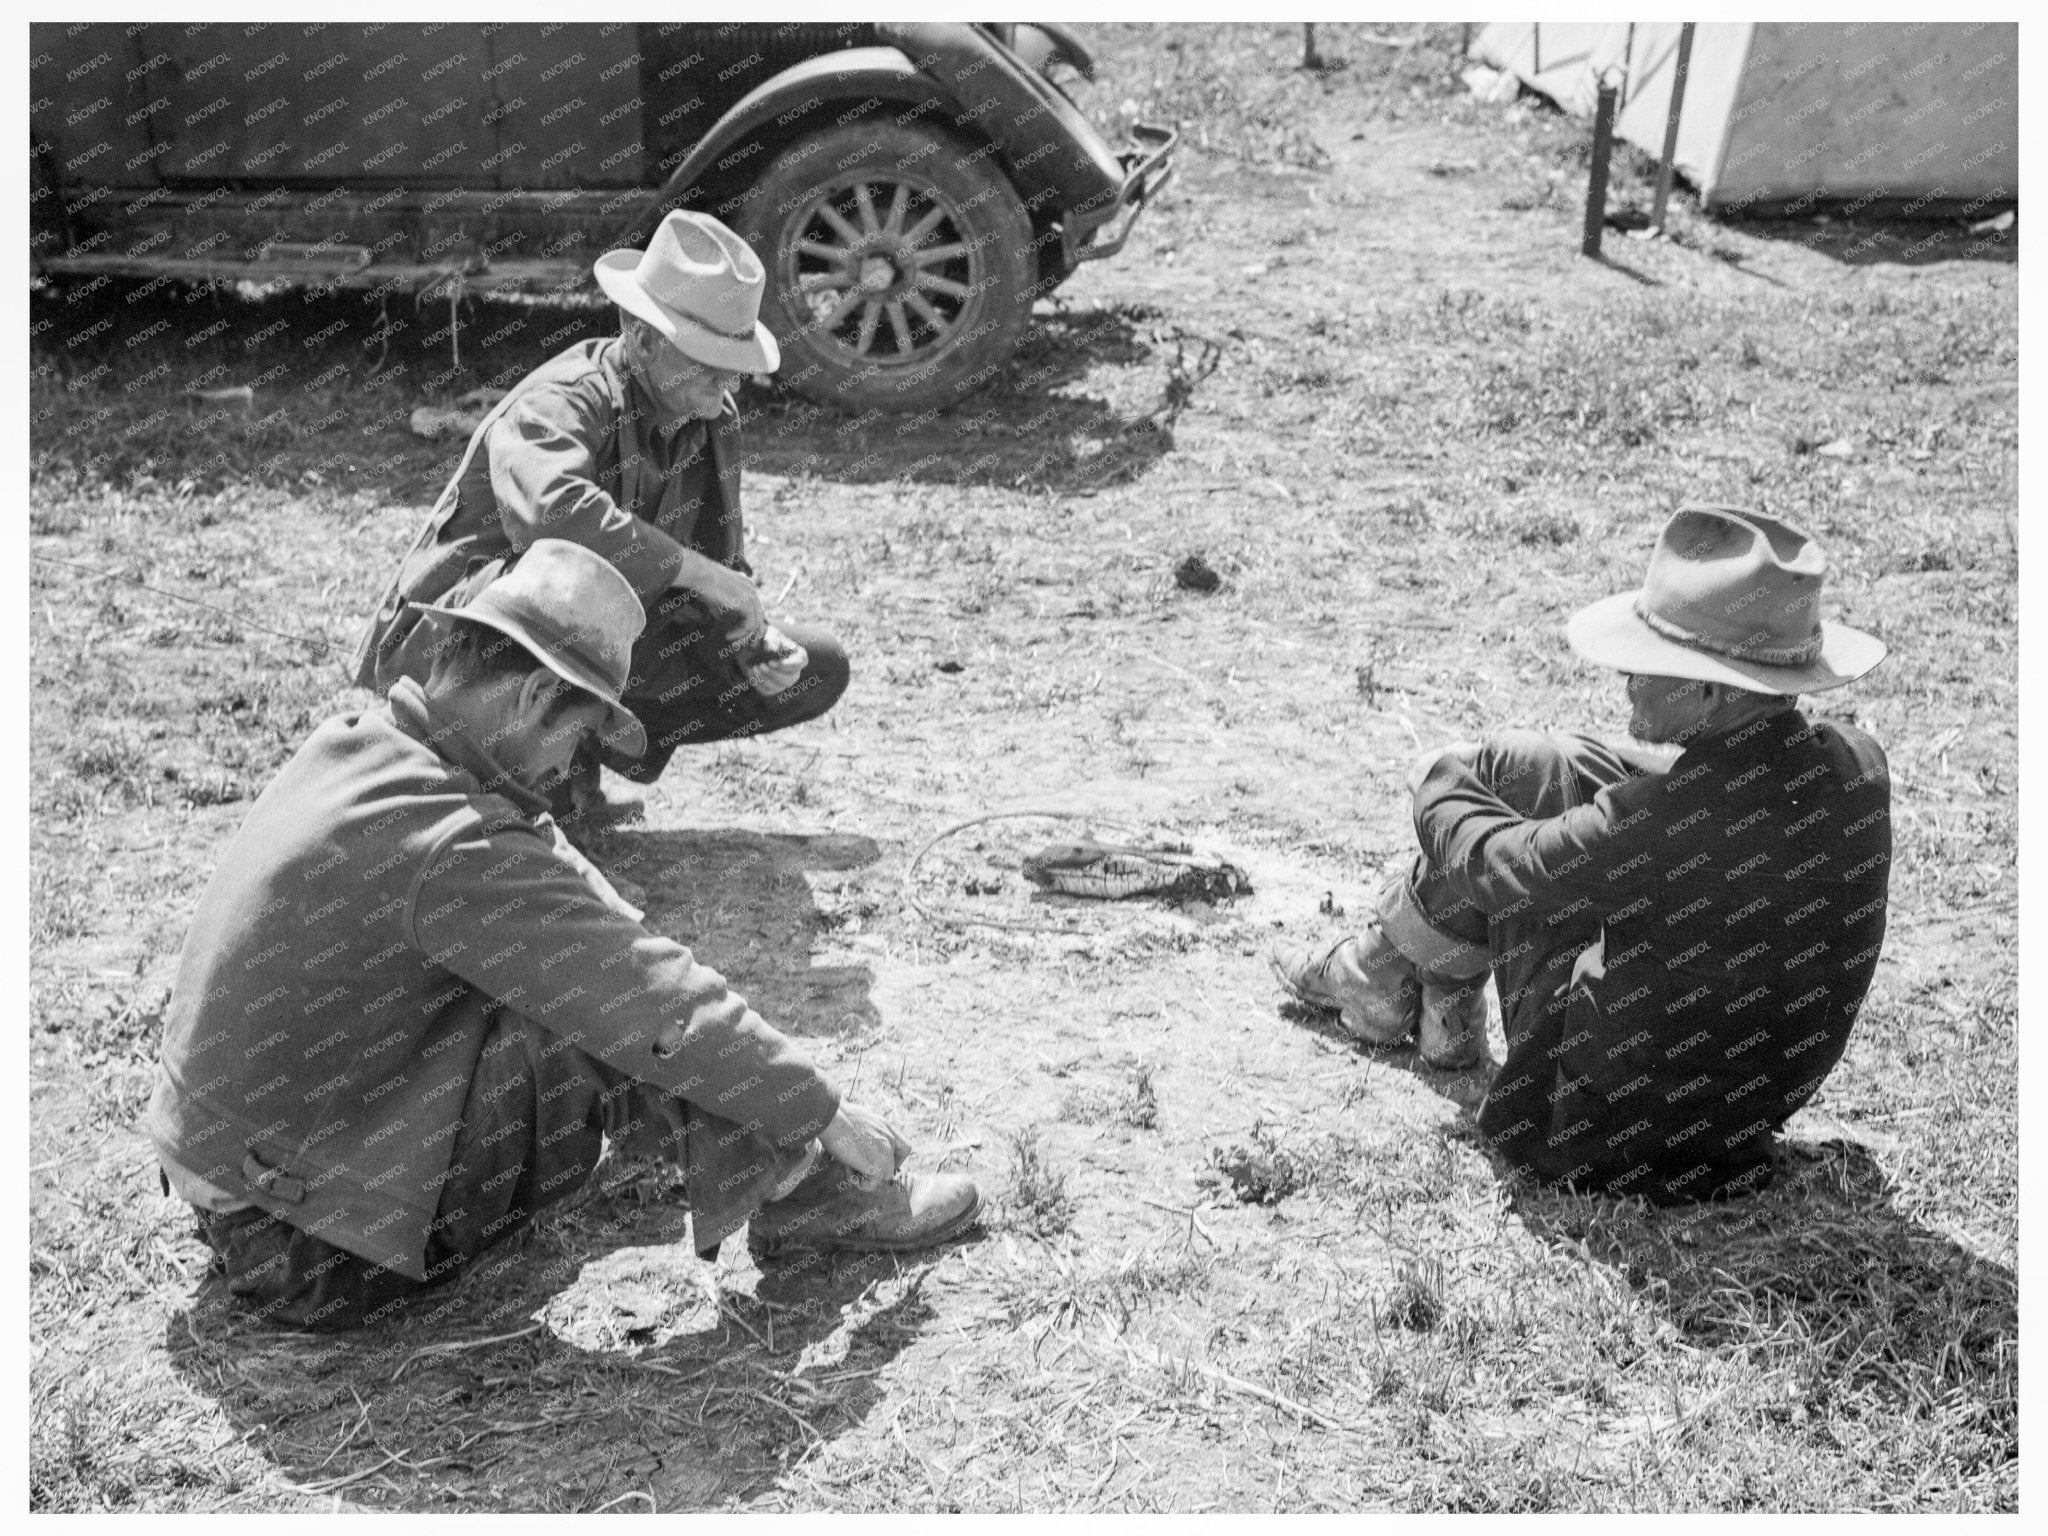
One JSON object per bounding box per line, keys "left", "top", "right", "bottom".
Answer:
{"left": 594, "top": 210, "right": 780, "bottom": 375}
{"left": 1567, "top": 504, "right": 1885, "bottom": 695}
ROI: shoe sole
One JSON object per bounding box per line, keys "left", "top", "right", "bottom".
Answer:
{"left": 1418, "top": 1044, "right": 1485, "bottom": 1071}
{"left": 749, "top": 1189, "right": 985, "bottom": 1263}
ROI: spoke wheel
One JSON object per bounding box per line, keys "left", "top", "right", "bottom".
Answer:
{"left": 737, "top": 121, "right": 1034, "bottom": 413}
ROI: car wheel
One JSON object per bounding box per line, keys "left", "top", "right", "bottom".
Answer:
{"left": 735, "top": 121, "right": 1036, "bottom": 415}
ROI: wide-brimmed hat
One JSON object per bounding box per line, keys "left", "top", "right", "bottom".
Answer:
{"left": 1567, "top": 504, "right": 1885, "bottom": 695}
{"left": 409, "top": 540, "right": 649, "bottom": 757}
{"left": 593, "top": 210, "right": 780, "bottom": 375}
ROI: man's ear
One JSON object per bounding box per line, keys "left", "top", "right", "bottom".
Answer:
{"left": 515, "top": 667, "right": 563, "bottom": 724}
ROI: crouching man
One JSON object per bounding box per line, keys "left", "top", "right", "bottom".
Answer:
{"left": 352, "top": 209, "right": 847, "bottom": 824}
{"left": 1274, "top": 506, "right": 1892, "bottom": 1204}
{"left": 148, "top": 540, "right": 977, "bottom": 1331}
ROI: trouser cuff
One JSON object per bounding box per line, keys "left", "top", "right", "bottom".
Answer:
{"left": 1375, "top": 872, "right": 1491, "bottom": 980}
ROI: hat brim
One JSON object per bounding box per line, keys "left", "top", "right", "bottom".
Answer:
{"left": 1566, "top": 592, "right": 1886, "bottom": 695}
{"left": 408, "top": 603, "right": 647, "bottom": 758}
{"left": 593, "top": 249, "right": 780, "bottom": 375}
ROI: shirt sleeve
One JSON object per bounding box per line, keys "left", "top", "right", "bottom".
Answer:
{"left": 1412, "top": 753, "right": 1666, "bottom": 921}
{"left": 486, "top": 386, "right": 688, "bottom": 603}
{"left": 408, "top": 821, "right": 840, "bottom": 1149}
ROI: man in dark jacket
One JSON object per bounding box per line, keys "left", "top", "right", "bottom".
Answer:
{"left": 1273, "top": 506, "right": 1892, "bottom": 1204}
{"left": 153, "top": 540, "right": 977, "bottom": 1331}
{"left": 352, "top": 209, "right": 844, "bottom": 821}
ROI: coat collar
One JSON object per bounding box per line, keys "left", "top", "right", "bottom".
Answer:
{"left": 386, "top": 676, "right": 551, "bottom": 819}
{"left": 1675, "top": 702, "right": 1806, "bottom": 764}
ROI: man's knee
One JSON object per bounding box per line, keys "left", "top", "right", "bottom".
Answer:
{"left": 797, "top": 634, "right": 850, "bottom": 703}
{"left": 768, "top": 637, "right": 850, "bottom": 727}
{"left": 1472, "top": 729, "right": 1579, "bottom": 818}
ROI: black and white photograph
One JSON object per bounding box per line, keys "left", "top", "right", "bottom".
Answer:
{"left": 25, "top": 14, "right": 2018, "bottom": 1513}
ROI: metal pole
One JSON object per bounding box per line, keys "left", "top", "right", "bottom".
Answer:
{"left": 1650, "top": 23, "right": 1697, "bottom": 234}
{"left": 1583, "top": 79, "right": 1618, "bottom": 258}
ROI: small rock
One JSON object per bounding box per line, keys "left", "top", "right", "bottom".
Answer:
{"left": 1815, "top": 438, "right": 1855, "bottom": 460}
{"left": 1174, "top": 553, "right": 1222, "bottom": 593}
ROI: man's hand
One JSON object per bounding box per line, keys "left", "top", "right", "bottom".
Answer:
{"left": 671, "top": 559, "right": 767, "bottom": 652}
{"left": 819, "top": 1101, "right": 914, "bottom": 1190}
{"left": 743, "top": 626, "right": 808, "bottom": 697}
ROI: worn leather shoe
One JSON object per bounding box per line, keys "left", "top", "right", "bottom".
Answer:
{"left": 1269, "top": 925, "right": 1421, "bottom": 1046}
{"left": 1418, "top": 976, "right": 1488, "bottom": 1070}
{"left": 748, "top": 1166, "right": 983, "bottom": 1263}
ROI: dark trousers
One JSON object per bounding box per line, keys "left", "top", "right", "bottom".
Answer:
{"left": 376, "top": 559, "right": 849, "bottom": 789}
{"left": 1399, "top": 730, "right": 1665, "bottom": 1170}
{"left": 193, "top": 1007, "right": 812, "bottom": 1332}
{"left": 603, "top": 595, "right": 849, "bottom": 784}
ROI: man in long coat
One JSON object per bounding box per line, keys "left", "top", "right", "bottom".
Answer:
{"left": 353, "top": 209, "right": 842, "bottom": 821}
{"left": 153, "top": 541, "right": 976, "bottom": 1331}
{"left": 1274, "top": 506, "right": 1892, "bottom": 1204}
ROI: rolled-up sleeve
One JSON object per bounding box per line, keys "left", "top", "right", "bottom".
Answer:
{"left": 408, "top": 824, "right": 839, "bottom": 1148}
{"left": 1414, "top": 756, "right": 1664, "bottom": 920}
{"left": 487, "top": 388, "right": 687, "bottom": 603}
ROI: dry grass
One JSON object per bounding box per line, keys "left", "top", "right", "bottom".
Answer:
{"left": 31, "top": 22, "right": 2013, "bottom": 1512}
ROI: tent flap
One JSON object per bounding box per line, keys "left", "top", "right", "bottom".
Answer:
{"left": 1468, "top": 21, "right": 2017, "bottom": 213}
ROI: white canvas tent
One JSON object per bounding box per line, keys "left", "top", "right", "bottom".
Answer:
{"left": 1470, "top": 23, "right": 2017, "bottom": 216}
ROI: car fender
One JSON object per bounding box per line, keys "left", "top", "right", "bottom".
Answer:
{"left": 1008, "top": 24, "right": 1096, "bottom": 81}
{"left": 619, "top": 47, "right": 955, "bottom": 243}
{"left": 874, "top": 22, "right": 1121, "bottom": 225}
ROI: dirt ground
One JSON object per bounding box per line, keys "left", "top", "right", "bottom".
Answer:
{"left": 29, "top": 25, "right": 2016, "bottom": 1512}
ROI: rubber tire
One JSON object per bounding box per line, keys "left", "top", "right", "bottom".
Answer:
{"left": 734, "top": 120, "right": 1035, "bottom": 415}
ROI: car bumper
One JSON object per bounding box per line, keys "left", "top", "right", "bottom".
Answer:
{"left": 1065, "top": 121, "right": 1179, "bottom": 267}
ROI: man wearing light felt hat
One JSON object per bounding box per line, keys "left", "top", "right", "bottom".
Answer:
{"left": 156, "top": 541, "right": 978, "bottom": 1331}
{"left": 354, "top": 209, "right": 846, "bottom": 825}
{"left": 1274, "top": 506, "right": 1893, "bottom": 1205}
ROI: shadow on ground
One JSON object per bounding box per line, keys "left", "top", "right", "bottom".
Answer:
{"left": 1276, "top": 997, "right": 1493, "bottom": 1111}
{"left": 1723, "top": 215, "right": 2018, "bottom": 269}
{"left": 1512, "top": 1133, "right": 2017, "bottom": 1448}
{"left": 32, "top": 282, "right": 1187, "bottom": 499}
{"left": 587, "top": 827, "right": 883, "bottom": 1042}
{"left": 164, "top": 1173, "right": 953, "bottom": 1510}
{"left": 156, "top": 824, "right": 969, "bottom": 1510}
{"left": 742, "top": 301, "right": 1186, "bottom": 494}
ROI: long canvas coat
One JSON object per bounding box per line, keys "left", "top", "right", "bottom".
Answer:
{"left": 147, "top": 678, "right": 839, "bottom": 1280}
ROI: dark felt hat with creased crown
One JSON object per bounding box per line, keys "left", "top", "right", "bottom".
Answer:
{"left": 1567, "top": 504, "right": 1885, "bottom": 695}
{"left": 410, "top": 539, "right": 649, "bottom": 756}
